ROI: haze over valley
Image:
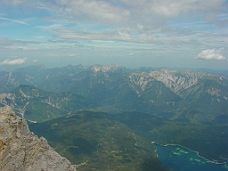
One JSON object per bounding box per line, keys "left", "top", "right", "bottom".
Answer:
{"left": 0, "top": 64, "right": 228, "bottom": 170}
{"left": 1, "top": 0, "right": 228, "bottom": 170}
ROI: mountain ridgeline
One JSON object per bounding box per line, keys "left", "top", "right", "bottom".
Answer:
{"left": 1, "top": 64, "right": 228, "bottom": 171}
{"left": 0, "top": 64, "right": 228, "bottom": 123}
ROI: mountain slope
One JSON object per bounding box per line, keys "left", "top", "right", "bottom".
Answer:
{"left": 30, "top": 111, "right": 174, "bottom": 171}
{"left": 106, "top": 112, "right": 228, "bottom": 163}
{"left": 0, "top": 64, "right": 228, "bottom": 123}
{"left": 0, "top": 85, "right": 97, "bottom": 122}
{"left": 30, "top": 110, "right": 228, "bottom": 167}
{"left": 176, "top": 75, "right": 228, "bottom": 123}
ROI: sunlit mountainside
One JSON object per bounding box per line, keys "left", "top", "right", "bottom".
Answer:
{"left": 1, "top": 0, "right": 228, "bottom": 170}
{"left": 1, "top": 64, "right": 228, "bottom": 170}
{"left": 0, "top": 64, "right": 228, "bottom": 123}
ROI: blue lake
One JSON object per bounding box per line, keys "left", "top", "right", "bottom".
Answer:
{"left": 155, "top": 143, "right": 228, "bottom": 171}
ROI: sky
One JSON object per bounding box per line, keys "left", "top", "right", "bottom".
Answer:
{"left": 0, "top": 0, "right": 228, "bottom": 70}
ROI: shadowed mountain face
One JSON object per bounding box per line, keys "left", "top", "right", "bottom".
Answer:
{"left": 0, "top": 85, "right": 97, "bottom": 122}
{"left": 1, "top": 64, "right": 228, "bottom": 171}
{"left": 29, "top": 111, "right": 174, "bottom": 171}
{"left": 0, "top": 64, "right": 228, "bottom": 123}
{"left": 29, "top": 110, "right": 228, "bottom": 170}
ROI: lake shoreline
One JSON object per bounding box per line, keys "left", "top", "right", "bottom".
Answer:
{"left": 152, "top": 141, "right": 228, "bottom": 165}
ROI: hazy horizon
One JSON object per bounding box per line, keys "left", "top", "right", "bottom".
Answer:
{"left": 1, "top": 63, "right": 228, "bottom": 76}
{"left": 0, "top": 0, "right": 228, "bottom": 70}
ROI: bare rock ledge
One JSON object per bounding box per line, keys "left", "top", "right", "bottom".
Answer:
{"left": 0, "top": 106, "right": 76, "bottom": 171}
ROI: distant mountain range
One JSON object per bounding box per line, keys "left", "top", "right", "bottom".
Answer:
{"left": 1, "top": 64, "right": 228, "bottom": 171}
{"left": 0, "top": 64, "right": 228, "bottom": 123}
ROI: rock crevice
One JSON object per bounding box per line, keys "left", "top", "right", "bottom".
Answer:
{"left": 0, "top": 106, "right": 76, "bottom": 171}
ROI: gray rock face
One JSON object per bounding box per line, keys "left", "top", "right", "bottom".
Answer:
{"left": 129, "top": 69, "right": 207, "bottom": 94}
{"left": 0, "top": 106, "right": 76, "bottom": 171}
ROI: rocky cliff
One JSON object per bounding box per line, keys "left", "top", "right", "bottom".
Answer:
{"left": 0, "top": 106, "right": 76, "bottom": 171}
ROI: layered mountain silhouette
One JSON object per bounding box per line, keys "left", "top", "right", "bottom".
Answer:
{"left": 0, "top": 64, "right": 227, "bottom": 123}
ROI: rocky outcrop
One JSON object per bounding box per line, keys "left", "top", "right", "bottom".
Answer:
{"left": 129, "top": 69, "right": 206, "bottom": 94}
{"left": 0, "top": 106, "right": 76, "bottom": 171}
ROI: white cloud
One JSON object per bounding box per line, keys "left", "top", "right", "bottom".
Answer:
{"left": 55, "top": 0, "right": 130, "bottom": 24}
{"left": 47, "top": 0, "right": 228, "bottom": 29}
{"left": 48, "top": 54, "right": 60, "bottom": 57}
{"left": 67, "top": 53, "right": 77, "bottom": 57}
{"left": 3, "top": 0, "right": 228, "bottom": 32}
{"left": 0, "top": 17, "right": 29, "bottom": 25}
{"left": 27, "top": 0, "right": 227, "bottom": 47}
{"left": 149, "top": 0, "right": 227, "bottom": 18}
{"left": 1, "top": 0, "right": 228, "bottom": 68}
{"left": 0, "top": 38, "right": 37, "bottom": 47}
{"left": 2, "top": 0, "right": 24, "bottom": 5}
{"left": 0, "top": 58, "right": 27, "bottom": 65}
{"left": 38, "top": 24, "right": 63, "bottom": 31}
{"left": 4, "top": 46, "right": 37, "bottom": 50}
{"left": 195, "top": 48, "right": 226, "bottom": 60}
{"left": 2, "top": 0, "right": 36, "bottom": 6}
{"left": 56, "top": 28, "right": 159, "bottom": 43}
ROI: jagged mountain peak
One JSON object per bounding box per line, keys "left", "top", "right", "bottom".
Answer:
{"left": 0, "top": 106, "right": 76, "bottom": 171}
{"left": 128, "top": 69, "right": 207, "bottom": 94}
{"left": 0, "top": 64, "right": 228, "bottom": 123}
{"left": 149, "top": 69, "right": 206, "bottom": 93}
{"left": 15, "top": 64, "right": 47, "bottom": 73}
{"left": 89, "top": 64, "right": 122, "bottom": 73}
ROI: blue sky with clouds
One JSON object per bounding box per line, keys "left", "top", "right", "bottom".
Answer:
{"left": 0, "top": 0, "right": 228, "bottom": 70}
